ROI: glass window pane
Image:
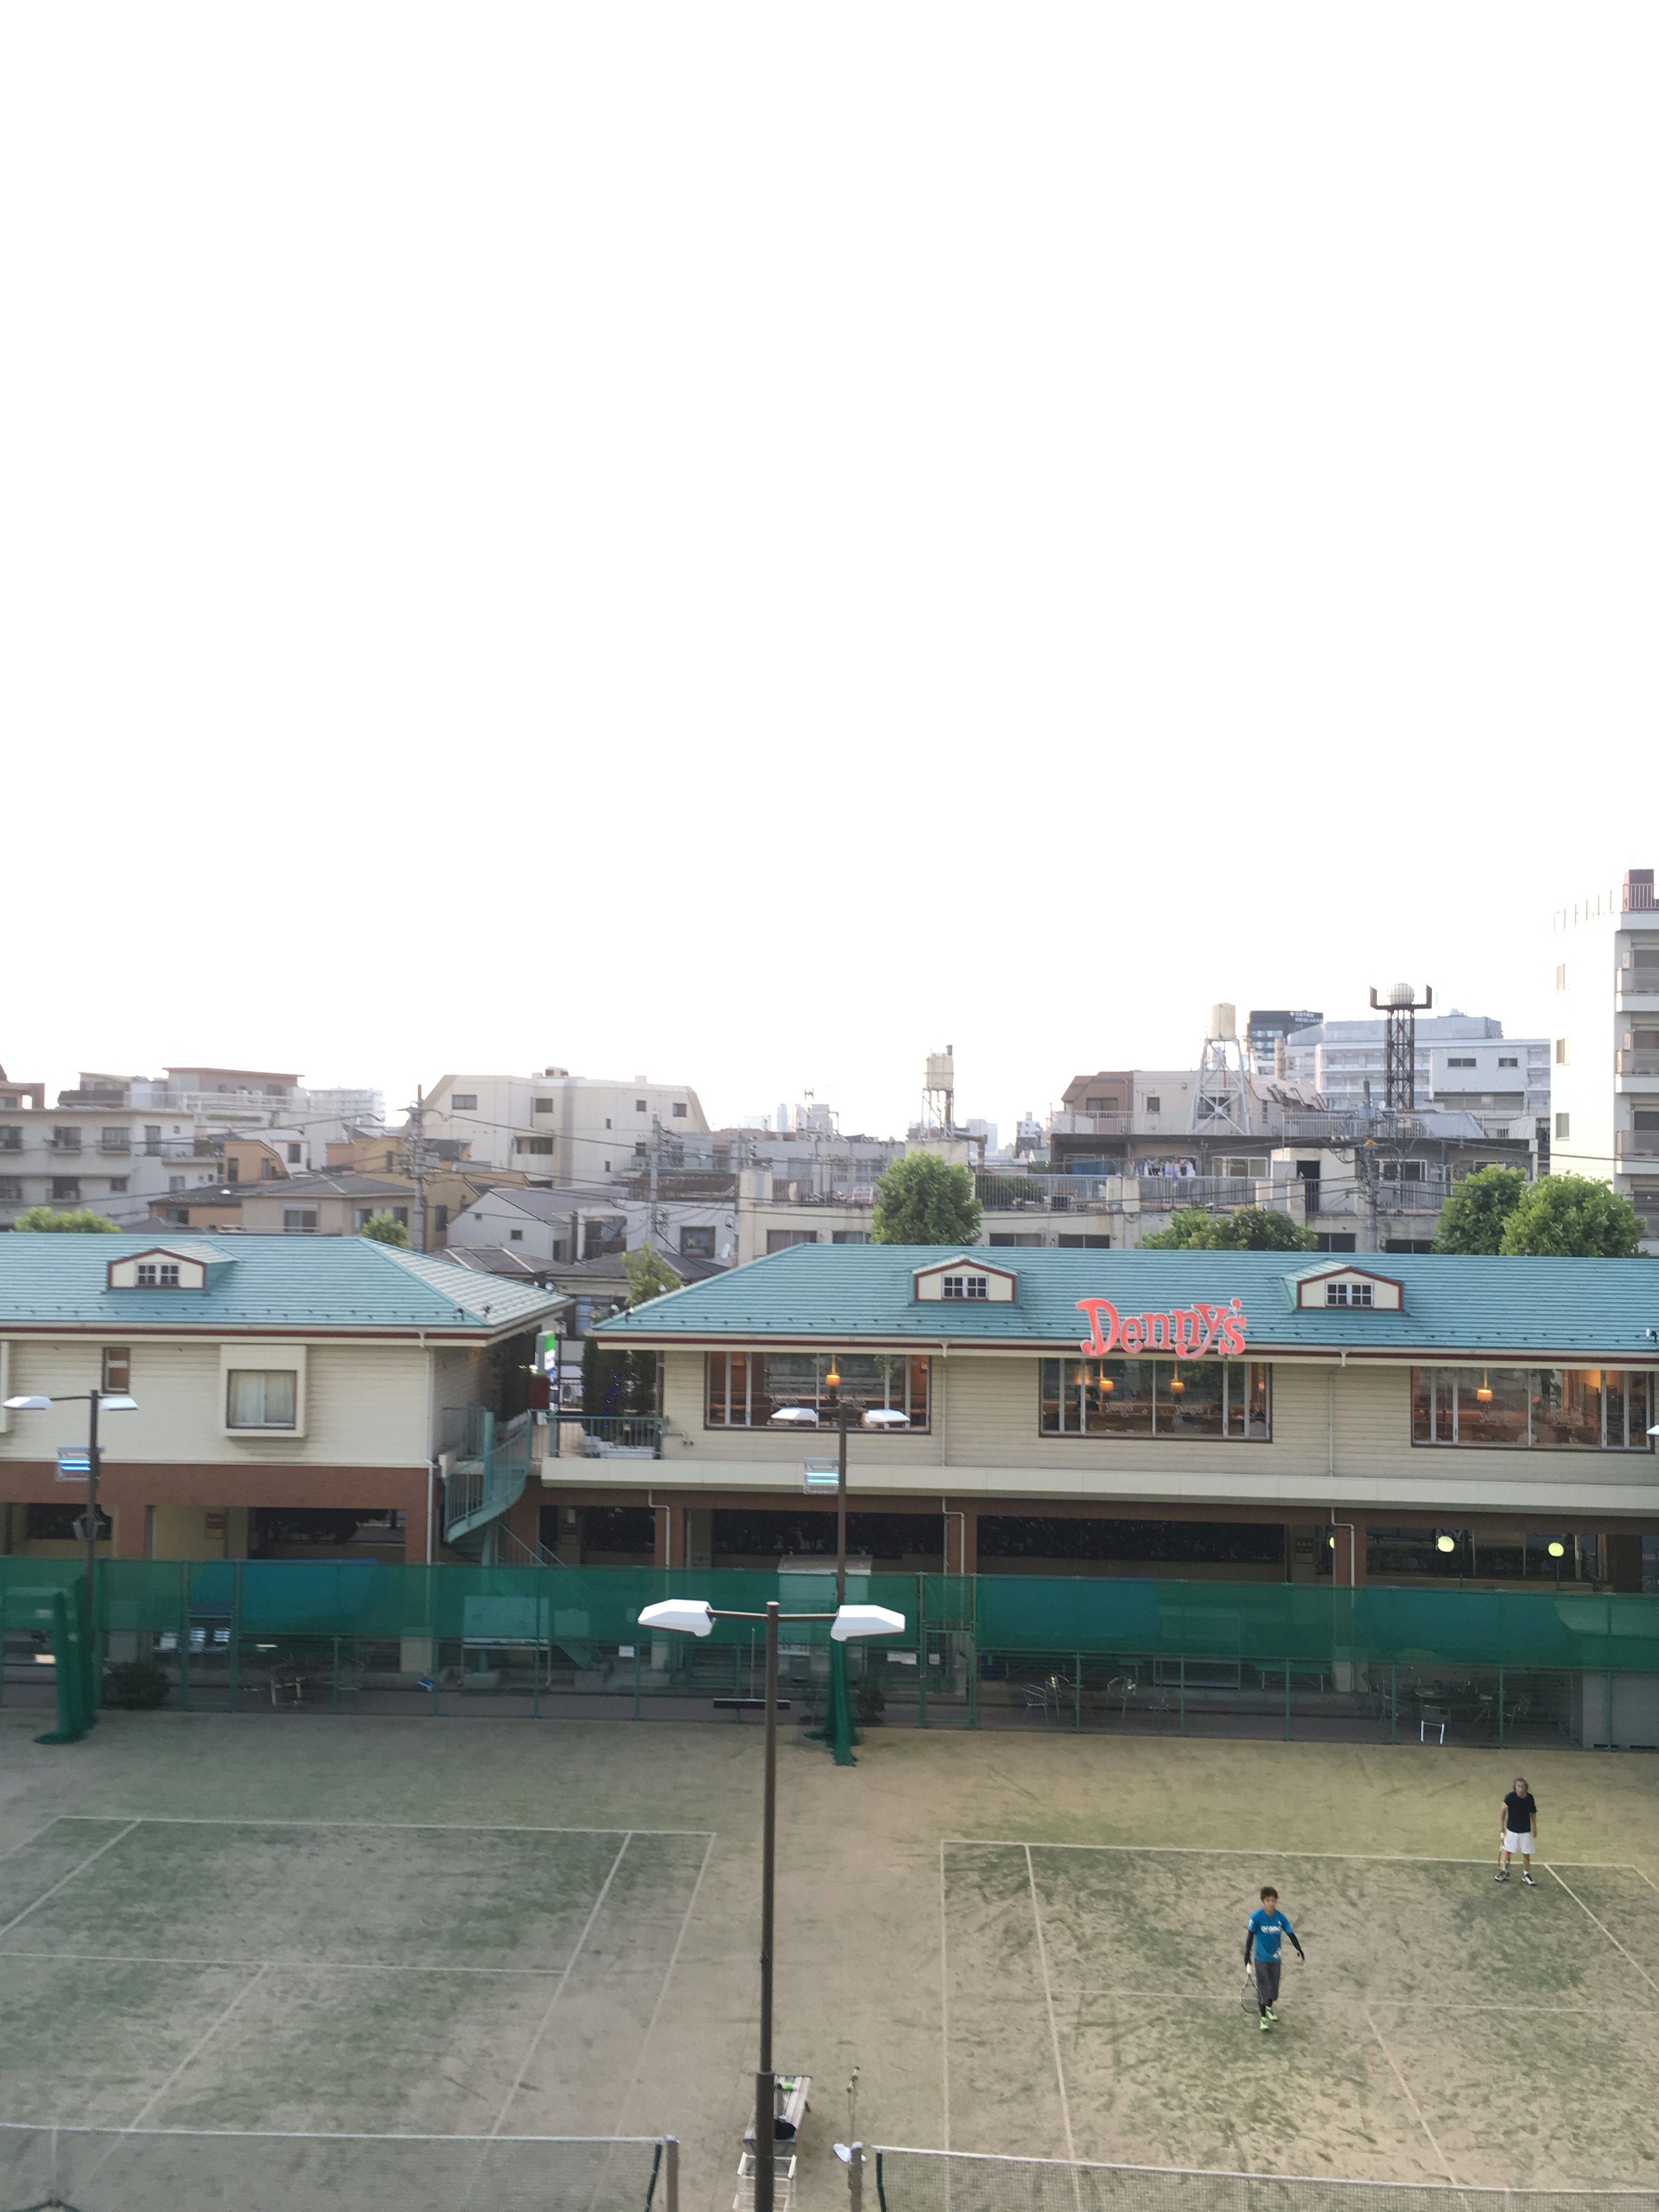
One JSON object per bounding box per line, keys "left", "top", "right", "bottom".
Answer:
{"left": 1537, "top": 1369, "right": 1602, "bottom": 1447}
{"left": 263, "top": 1371, "right": 296, "bottom": 1426}
{"left": 1088, "top": 1360, "right": 1154, "bottom": 1435}
{"left": 1411, "top": 1369, "right": 1433, "bottom": 1443}
{"left": 227, "top": 1371, "right": 262, "bottom": 1425}
{"left": 1455, "top": 1367, "right": 1531, "bottom": 1447}
{"left": 1606, "top": 1370, "right": 1628, "bottom": 1449}
{"left": 1159, "top": 1360, "right": 1224, "bottom": 1437}
{"left": 707, "top": 1352, "right": 728, "bottom": 1424}
{"left": 1246, "top": 1363, "right": 1270, "bottom": 1439}
{"left": 1040, "top": 1359, "right": 1071, "bottom": 1433}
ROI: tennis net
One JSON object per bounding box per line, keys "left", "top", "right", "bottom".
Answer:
{"left": 866, "top": 2150, "right": 1659, "bottom": 2212}
{"left": 0, "top": 2123, "right": 675, "bottom": 2212}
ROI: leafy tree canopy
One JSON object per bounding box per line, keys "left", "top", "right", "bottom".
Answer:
{"left": 871, "top": 1154, "right": 983, "bottom": 1246}
{"left": 1497, "top": 1174, "right": 1646, "bottom": 1258}
{"left": 1431, "top": 1165, "right": 1527, "bottom": 1255}
{"left": 357, "top": 1212, "right": 411, "bottom": 1246}
{"left": 1138, "top": 1205, "right": 1316, "bottom": 1252}
{"left": 625, "top": 1245, "right": 683, "bottom": 1306}
{"left": 12, "top": 1207, "right": 120, "bottom": 1233}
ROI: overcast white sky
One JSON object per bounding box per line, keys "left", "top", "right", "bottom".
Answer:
{"left": 3, "top": 7, "right": 1654, "bottom": 1139}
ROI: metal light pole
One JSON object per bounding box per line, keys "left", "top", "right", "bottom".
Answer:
{"left": 639, "top": 1594, "right": 904, "bottom": 2212}
{"left": 3, "top": 1386, "right": 137, "bottom": 1605}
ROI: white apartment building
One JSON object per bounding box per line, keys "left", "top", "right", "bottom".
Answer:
{"left": 1550, "top": 867, "right": 1659, "bottom": 1249}
{"left": 0, "top": 1091, "right": 204, "bottom": 1230}
{"left": 423, "top": 1070, "right": 710, "bottom": 1184}
{"left": 448, "top": 1183, "right": 739, "bottom": 1268}
{"left": 1281, "top": 1014, "right": 1549, "bottom": 1135}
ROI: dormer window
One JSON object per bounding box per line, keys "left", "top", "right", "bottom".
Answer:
{"left": 136, "top": 1263, "right": 181, "bottom": 1288}
{"left": 942, "top": 1273, "right": 988, "bottom": 1300}
{"left": 1325, "top": 1280, "right": 1372, "bottom": 1307}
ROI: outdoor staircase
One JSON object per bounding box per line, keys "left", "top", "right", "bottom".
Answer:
{"left": 439, "top": 1408, "right": 597, "bottom": 1666}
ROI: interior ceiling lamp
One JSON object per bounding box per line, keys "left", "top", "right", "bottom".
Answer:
{"left": 825, "top": 1362, "right": 841, "bottom": 1389}
{"left": 1476, "top": 1370, "right": 1494, "bottom": 1402}
{"left": 1169, "top": 1376, "right": 1185, "bottom": 1393}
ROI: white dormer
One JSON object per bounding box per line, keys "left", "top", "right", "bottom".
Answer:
{"left": 912, "top": 1255, "right": 1018, "bottom": 1304}
{"left": 107, "top": 1244, "right": 225, "bottom": 1292}
{"left": 1288, "top": 1263, "right": 1404, "bottom": 1312}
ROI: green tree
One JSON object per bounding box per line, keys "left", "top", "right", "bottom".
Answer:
{"left": 1431, "top": 1165, "right": 1527, "bottom": 1255}
{"left": 624, "top": 1245, "right": 683, "bottom": 1305}
{"left": 358, "top": 1212, "right": 411, "bottom": 1246}
{"left": 1497, "top": 1174, "right": 1645, "bottom": 1258}
{"left": 1138, "top": 1205, "right": 1316, "bottom": 1252}
{"left": 12, "top": 1206, "right": 120, "bottom": 1233}
{"left": 871, "top": 1154, "right": 982, "bottom": 1246}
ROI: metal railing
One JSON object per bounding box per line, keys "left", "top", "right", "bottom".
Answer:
{"left": 1617, "top": 1049, "right": 1659, "bottom": 1076}
{"left": 441, "top": 1407, "right": 537, "bottom": 1540}
{"left": 98, "top": 1135, "right": 132, "bottom": 1154}
{"left": 550, "top": 1414, "right": 666, "bottom": 1460}
{"left": 1615, "top": 1133, "right": 1659, "bottom": 1160}
{"left": 1049, "top": 1112, "right": 1133, "bottom": 1136}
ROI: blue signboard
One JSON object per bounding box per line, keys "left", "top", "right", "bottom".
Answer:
{"left": 56, "top": 1446, "right": 93, "bottom": 1482}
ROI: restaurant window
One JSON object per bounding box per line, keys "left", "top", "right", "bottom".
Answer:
{"left": 102, "top": 1347, "right": 130, "bottom": 1393}
{"left": 1039, "top": 1359, "right": 1270, "bottom": 1440}
{"left": 706, "top": 1351, "right": 929, "bottom": 1431}
{"left": 1411, "top": 1367, "right": 1653, "bottom": 1450}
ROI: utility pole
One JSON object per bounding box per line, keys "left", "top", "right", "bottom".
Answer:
{"left": 649, "top": 1113, "right": 661, "bottom": 1252}
{"left": 407, "top": 1087, "right": 429, "bottom": 1253}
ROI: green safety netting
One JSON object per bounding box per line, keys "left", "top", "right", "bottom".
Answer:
{"left": 3, "top": 1560, "right": 1657, "bottom": 1676}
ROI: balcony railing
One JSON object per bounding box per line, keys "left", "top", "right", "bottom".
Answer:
{"left": 1049, "top": 1112, "right": 1132, "bottom": 1137}
{"left": 49, "top": 1136, "right": 83, "bottom": 1154}
{"left": 99, "top": 1135, "right": 132, "bottom": 1154}
{"left": 550, "top": 1414, "right": 665, "bottom": 1460}
{"left": 1617, "top": 1050, "right": 1659, "bottom": 1077}
{"left": 1615, "top": 1132, "right": 1659, "bottom": 1161}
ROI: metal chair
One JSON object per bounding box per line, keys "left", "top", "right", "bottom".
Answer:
{"left": 1419, "top": 1705, "right": 1449, "bottom": 1744}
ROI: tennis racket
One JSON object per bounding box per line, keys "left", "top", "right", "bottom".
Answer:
{"left": 1239, "top": 1971, "right": 1258, "bottom": 2012}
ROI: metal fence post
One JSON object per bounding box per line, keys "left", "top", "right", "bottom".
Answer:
{"left": 1284, "top": 1660, "right": 1292, "bottom": 1743}
{"left": 228, "top": 1559, "right": 242, "bottom": 1713}
{"left": 1497, "top": 1664, "right": 1505, "bottom": 1748}
{"left": 1074, "top": 1653, "right": 1082, "bottom": 1734}
{"left": 1389, "top": 1662, "right": 1397, "bottom": 1744}
{"left": 918, "top": 1637, "right": 928, "bottom": 1729}
{"left": 848, "top": 2142, "right": 864, "bottom": 2211}
{"left": 633, "top": 1642, "right": 642, "bottom": 1720}
{"left": 331, "top": 1635, "right": 340, "bottom": 1713}
{"left": 968, "top": 1644, "right": 979, "bottom": 1729}
{"left": 664, "top": 2136, "right": 679, "bottom": 2212}
{"left": 178, "top": 1561, "right": 191, "bottom": 1711}
{"left": 1178, "top": 1655, "right": 1186, "bottom": 1737}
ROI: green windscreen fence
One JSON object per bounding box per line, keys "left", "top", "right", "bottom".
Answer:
{"left": 3, "top": 1559, "right": 1657, "bottom": 1675}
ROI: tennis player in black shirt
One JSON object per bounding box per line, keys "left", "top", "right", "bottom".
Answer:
{"left": 1496, "top": 1777, "right": 1538, "bottom": 1885}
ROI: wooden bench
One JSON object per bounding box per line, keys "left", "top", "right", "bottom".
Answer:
{"left": 713, "top": 1697, "right": 793, "bottom": 1722}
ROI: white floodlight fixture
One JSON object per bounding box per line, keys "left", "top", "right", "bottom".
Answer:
{"left": 1435, "top": 1534, "right": 1458, "bottom": 1554}
{"left": 830, "top": 1603, "right": 906, "bottom": 1643}
{"left": 769, "top": 1406, "right": 819, "bottom": 1427}
{"left": 638, "top": 1599, "right": 715, "bottom": 1637}
{"left": 1648, "top": 1422, "right": 1659, "bottom": 1437}
{"left": 3, "top": 1395, "right": 53, "bottom": 1411}
{"left": 861, "top": 1408, "right": 909, "bottom": 1430}
{"left": 99, "top": 1396, "right": 138, "bottom": 1412}
{"left": 1547, "top": 1541, "right": 1567, "bottom": 1559}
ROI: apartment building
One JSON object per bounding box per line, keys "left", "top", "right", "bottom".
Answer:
{"left": 0, "top": 1234, "right": 560, "bottom": 1564}
{"left": 1279, "top": 1015, "right": 1550, "bottom": 1136}
{"left": 575, "top": 1245, "right": 1658, "bottom": 1592}
{"left": 1551, "top": 866, "right": 1659, "bottom": 1249}
{"left": 448, "top": 1182, "right": 739, "bottom": 1270}
{"left": 423, "top": 1070, "right": 709, "bottom": 1182}
{"left": 0, "top": 1090, "right": 207, "bottom": 1230}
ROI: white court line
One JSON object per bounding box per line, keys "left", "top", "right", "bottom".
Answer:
{"left": 1546, "top": 1865, "right": 1659, "bottom": 1999}
{"left": 938, "top": 1840, "right": 952, "bottom": 2155}
{"left": 60, "top": 1816, "right": 712, "bottom": 1836}
{"left": 0, "top": 1820, "right": 140, "bottom": 1940}
{"left": 490, "top": 1831, "right": 633, "bottom": 2138}
{"left": 1046, "top": 1988, "right": 1650, "bottom": 2016}
{"left": 944, "top": 1840, "right": 1644, "bottom": 1867}
{"left": 608, "top": 1830, "right": 716, "bottom": 2136}
{"left": 0, "top": 1815, "right": 67, "bottom": 1865}
{"left": 1365, "top": 2006, "right": 1456, "bottom": 2186}
{"left": 0, "top": 1949, "right": 583, "bottom": 1977}
{"left": 1024, "top": 1843, "right": 1077, "bottom": 2167}
{"left": 127, "top": 1964, "right": 272, "bottom": 2129}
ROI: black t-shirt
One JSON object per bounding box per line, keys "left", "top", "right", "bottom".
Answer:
{"left": 1503, "top": 1791, "right": 1537, "bottom": 1834}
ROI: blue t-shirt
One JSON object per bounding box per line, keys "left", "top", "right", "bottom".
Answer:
{"left": 1248, "top": 1907, "right": 1295, "bottom": 1962}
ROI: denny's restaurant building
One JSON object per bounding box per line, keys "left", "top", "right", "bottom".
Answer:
{"left": 569, "top": 1247, "right": 1659, "bottom": 1592}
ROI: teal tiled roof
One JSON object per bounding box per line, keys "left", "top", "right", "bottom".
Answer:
{"left": 0, "top": 1233, "right": 564, "bottom": 1334}
{"left": 594, "top": 1244, "right": 1659, "bottom": 1358}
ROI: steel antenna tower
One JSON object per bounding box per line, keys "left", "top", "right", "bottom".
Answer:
{"left": 1368, "top": 982, "right": 1432, "bottom": 1111}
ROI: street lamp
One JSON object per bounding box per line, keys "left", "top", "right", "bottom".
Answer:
{"left": 639, "top": 1591, "right": 904, "bottom": 2212}
{"left": 3, "top": 1389, "right": 137, "bottom": 1600}
{"left": 769, "top": 1365, "right": 909, "bottom": 1605}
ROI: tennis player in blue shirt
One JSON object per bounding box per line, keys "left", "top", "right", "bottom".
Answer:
{"left": 1245, "top": 1886, "right": 1304, "bottom": 2030}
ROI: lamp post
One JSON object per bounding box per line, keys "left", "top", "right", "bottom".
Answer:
{"left": 770, "top": 1369, "right": 907, "bottom": 1764}
{"left": 4, "top": 1388, "right": 138, "bottom": 1601}
{"left": 639, "top": 1592, "right": 904, "bottom": 2212}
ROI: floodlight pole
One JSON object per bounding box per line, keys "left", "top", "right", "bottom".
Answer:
{"left": 833, "top": 1393, "right": 850, "bottom": 1605}
{"left": 83, "top": 1389, "right": 102, "bottom": 1605}
{"left": 758, "top": 1597, "right": 779, "bottom": 2212}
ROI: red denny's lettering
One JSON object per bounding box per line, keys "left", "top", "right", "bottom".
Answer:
{"left": 1076, "top": 1297, "right": 1247, "bottom": 1360}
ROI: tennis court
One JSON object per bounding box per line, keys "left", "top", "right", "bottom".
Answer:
{"left": 0, "top": 1816, "right": 710, "bottom": 2142}
{"left": 940, "top": 1842, "right": 1659, "bottom": 2191}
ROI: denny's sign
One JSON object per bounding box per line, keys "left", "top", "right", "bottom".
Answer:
{"left": 1076, "top": 1297, "right": 1248, "bottom": 1360}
